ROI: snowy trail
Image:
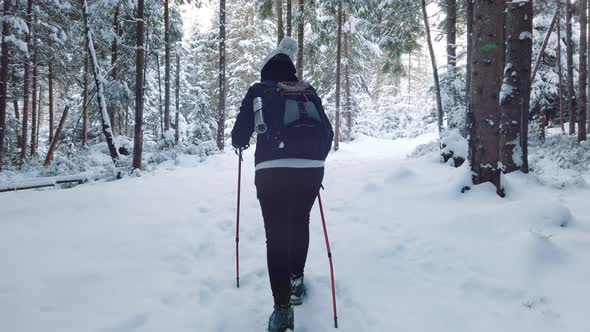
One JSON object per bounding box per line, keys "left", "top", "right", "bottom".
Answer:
{"left": 1, "top": 133, "right": 589, "bottom": 332}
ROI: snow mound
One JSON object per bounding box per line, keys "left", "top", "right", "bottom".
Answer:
{"left": 524, "top": 203, "right": 574, "bottom": 229}
{"left": 441, "top": 128, "right": 468, "bottom": 167}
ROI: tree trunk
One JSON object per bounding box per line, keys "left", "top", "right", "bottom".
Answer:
{"left": 156, "top": 53, "right": 164, "bottom": 137}
{"left": 446, "top": 0, "right": 457, "bottom": 108}
{"left": 446, "top": 0, "right": 457, "bottom": 69}
{"left": 164, "top": 0, "right": 171, "bottom": 132}
{"left": 344, "top": 12, "right": 352, "bottom": 141}
{"left": 82, "top": 0, "right": 119, "bottom": 164}
{"left": 137, "top": 17, "right": 150, "bottom": 139}
{"left": 579, "top": 0, "right": 588, "bottom": 143}
{"left": 464, "top": 0, "right": 473, "bottom": 137}
{"left": 109, "top": 5, "right": 120, "bottom": 137}
{"left": 82, "top": 49, "right": 89, "bottom": 146}
{"left": 421, "top": 0, "right": 444, "bottom": 134}
{"left": 500, "top": 0, "right": 533, "bottom": 174}
{"left": 587, "top": 0, "right": 590, "bottom": 136}
{"left": 43, "top": 106, "right": 69, "bottom": 167}
{"left": 21, "top": 0, "right": 32, "bottom": 162}
{"left": 30, "top": 48, "right": 37, "bottom": 156}
{"left": 531, "top": 12, "right": 558, "bottom": 83}
{"left": 469, "top": 0, "right": 505, "bottom": 195}
{"left": 297, "top": 0, "right": 304, "bottom": 81}
{"left": 333, "top": 1, "right": 343, "bottom": 151}
{"left": 12, "top": 70, "right": 18, "bottom": 121}
{"left": 175, "top": 53, "right": 180, "bottom": 145}
{"left": 566, "top": 0, "right": 575, "bottom": 135}
{"left": 286, "top": 0, "right": 292, "bottom": 37}
{"left": 0, "top": 0, "right": 11, "bottom": 170}
{"left": 37, "top": 85, "right": 43, "bottom": 148}
{"left": 277, "top": 0, "right": 284, "bottom": 45}
{"left": 216, "top": 0, "right": 226, "bottom": 150}
{"left": 407, "top": 54, "right": 411, "bottom": 95}
{"left": 48, "top": 62, "right": 54, "bottom": 144}
{"left": 12, "top": 71, "right": 19, "bottom": 150}
{"left": 133, "top": 0, "right": 145, "bottom": 170}
{"left": 558, "top": 3, "right": 564, "bottom": 133}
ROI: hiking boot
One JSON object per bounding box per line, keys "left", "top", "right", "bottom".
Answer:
{"left": 268, "top": 304, "right": 294, "bottom": 332}
{"left": 290, "top": 275, "right": 306, "bottom": 305}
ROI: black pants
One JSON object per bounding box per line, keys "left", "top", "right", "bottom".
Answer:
{"left": 255, "top": 167, "right": 324, "bottom": 305}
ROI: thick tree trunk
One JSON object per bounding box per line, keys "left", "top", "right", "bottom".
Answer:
{"left": 469, "top": 0, "right": 505, "bottom": 195}
{"left": 579, "top": 0, "right": 588, "bottom": 142}
{"left": 587, "top": 0, "right": 590, "bottom": 136}
{"left": 20, "top": 0, "right": 33, "bottom": 162}
{"left": 500, "top": 1, "right": 533, "bottom": 174}
{"left": 133, "top": 0, "right": 145, "bottom": 170}
{"left": 82, "top": 0, "right": 119, "bottom": 164}
{"left": 531, "top": 12, "right": 559, "bottom": 83}
{"left": 175, "top": 53, "right": 180, "bottom": 145}
{"left": 464, "top": 0, "right": 473, "bottom": 137}
{"left": 421, "top": 0, "right": 444, "bottom": 134}
{"left": 0, "top": 0, "right": 11, "bottom": 170}
{"left": 333, "top": 1, "right": 343, "bottom": 151}
{"left": 82, "top": 49, "right": 89, "bottom": 146}
{"left": 297, "top": 0, "right": 304, "bottom": 81}
{"left": 48, "top": 62, "right": 54, "bottom": 144}
{"left": 286, "top": 0, "right": 292, "bottom": 37}
{"left": 164, "top": 0, "right": 171, "bottom": 132}
{"left": 558, "top": 3, "right": 564, "bottom": 133}
{"left": 43, "top": 106, "right": 69, "bottom": 167}
{"left": 566, "top": 0, "right": 575, "bottom": 135}
{"left": 216, "top": 0, "right": 226, "bottom": 150}
{"left": 277, "top": 0, "right": 284, "bottom": 45}
{"left": 156, "top": 53, "right": 164, "bottom": 137}
{"left": 30, "top": 49, "right": 37, "bottom": 156}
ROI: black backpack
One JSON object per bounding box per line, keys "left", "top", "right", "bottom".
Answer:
{"left": 258, "top": 81, "right": 333, "bottom": 161}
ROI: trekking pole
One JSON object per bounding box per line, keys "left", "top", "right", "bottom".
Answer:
{"left": 318, "top": 190, "right": 338, "bottom": 328}
{"left": 235, "top": 149, "right": 243, "bottom": 289}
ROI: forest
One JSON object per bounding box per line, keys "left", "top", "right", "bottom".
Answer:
{"left": 0, "top": 0, "right": 584, "bottom": 195}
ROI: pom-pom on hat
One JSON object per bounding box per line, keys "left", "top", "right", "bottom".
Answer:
{"left": 260, "top": 36, "right": 298, "bottom": 71}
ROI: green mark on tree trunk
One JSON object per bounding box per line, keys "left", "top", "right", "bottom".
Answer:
{"left": 481, "top": 43, "right": 498, "bottom": 52}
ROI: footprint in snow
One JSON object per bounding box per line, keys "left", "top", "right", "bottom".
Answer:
{"left": 100, "top": 313, "right": 148, "bottom": 332}
{"left": 384, "top": 166, "right": 416, "bottom": 184}
{"left": 363, "top": 182, "right": 382, "bottom": 193}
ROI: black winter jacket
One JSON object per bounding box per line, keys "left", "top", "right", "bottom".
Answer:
{"left": 231, "top": 54, "right": 333, "bottom": 166}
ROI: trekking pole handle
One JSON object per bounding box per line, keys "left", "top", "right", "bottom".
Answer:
{"left": 253, "top": 97, "right": 267, "bottom": 134}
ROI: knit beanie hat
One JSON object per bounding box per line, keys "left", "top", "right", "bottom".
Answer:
{"left": 260, "top": 36, "right": 298, "bottom": 71}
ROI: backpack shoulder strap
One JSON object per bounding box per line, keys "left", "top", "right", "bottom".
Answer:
{"left": 258, "top": 80, "right": 277, "bottom": 89}
{"left": 277, "top": 82, "right": 311, "bottom": 92}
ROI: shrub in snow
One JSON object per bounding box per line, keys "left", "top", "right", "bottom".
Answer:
{"left": 529, "top": 130, "right": 590, "bottom": 188}
{"left": 409, "top": 141, "right": 440, "bottom": 159}
{"left": 354, "top": 92, "right": 438, "bottom": 140}
{"left": 530, "top": 13, "right": 580, "bottom": 124}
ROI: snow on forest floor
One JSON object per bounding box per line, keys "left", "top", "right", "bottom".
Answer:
{"left": 1, "top": 132, "right": 589, "bottom": 332}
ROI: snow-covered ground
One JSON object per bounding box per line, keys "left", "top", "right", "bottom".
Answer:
{"left": 1, "top": 132, "right": 589, "bottom": 332}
